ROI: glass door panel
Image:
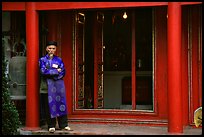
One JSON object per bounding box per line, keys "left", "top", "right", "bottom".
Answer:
{"left": 135, "top": 8, "right": 153, "bottom": 110}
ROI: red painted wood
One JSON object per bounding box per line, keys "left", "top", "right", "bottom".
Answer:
{"left": 94, "top": 13, "right": 104, "bottom": 108}
{"left": 131, "top": 11, "right": 136, "bottom": 110}
{"left": 46, "top": 11, "right": 59, "bottom": 55}
{"left": 181, "top": 7, "right": 189, "bottom": 126}
{"left": 25, "top": 2, "right": 39, "bottom": 128}
{"left": 2, "top": 2, "right": 25, "bottom": 11}
{"left": 167, "top": 2, "right": 183, "bottom": 133}
{"left": 46, "top": 12, "right": 58, "bottom": 42}
{"left": 74, "top": 14, "right": 85, "bottom": 109}
{"left": 2, "top": 2, "right": 202, "bottom": 11}
{"left": 75, "top": 29, "right": 79, "bottom": 110}
{"left": 35, "top": 2, "right": 169, "bottom": 10}
{"left": 197, "top": 6, "right": 202, "bottom": 109}
{"left": 93, "top": 13, "right": 98, "bottom": 109}
{"left": 190, "top": 5, "right": 202, "bottom": 125}
{"left": 154, "top": 7, "right": 168, "bottom": 119}
{"left": 60, "top": 12, "right": 73, "bottom": 115}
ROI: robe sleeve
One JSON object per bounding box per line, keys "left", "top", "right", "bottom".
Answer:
{"left": 39, "top": 57, "right": 59, "bottom": 76}
{"left": 53, "top": 58, "right": 66, "bottom": 80}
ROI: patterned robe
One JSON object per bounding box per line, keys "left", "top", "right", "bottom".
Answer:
{"left": 39, "top": 54, "right": 67, "bottom": 118}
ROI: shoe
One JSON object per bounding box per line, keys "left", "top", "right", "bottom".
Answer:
{"left": 49, "top": 127, "right": 55, "bottom": 133}
{"left": 64, "top": 126, "right": 71, "bottom": 131}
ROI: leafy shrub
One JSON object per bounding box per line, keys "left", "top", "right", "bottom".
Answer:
{"left": 2, "top": 39, "right": 21, "bottom": 135}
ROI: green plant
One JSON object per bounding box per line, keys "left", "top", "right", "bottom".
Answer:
{"left": 2, "top": 40, "right": 21, "bottom": 135}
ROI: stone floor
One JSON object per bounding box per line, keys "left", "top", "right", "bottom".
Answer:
{"left": 18, "top": 123, "right": 202, "bottom": 135}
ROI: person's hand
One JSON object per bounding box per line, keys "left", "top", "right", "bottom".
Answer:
{"left": 57, "top": 68, "right": 62, "bottom": 72}
{"left": 49, "top": 54, "right": 54, "bottom": 58}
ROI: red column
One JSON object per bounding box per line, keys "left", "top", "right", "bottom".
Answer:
{"left": 167, "top": 2, "right": 183, "bottom": 133}
{"left": 25, "top": 2, "right": 40, "bottom": 130}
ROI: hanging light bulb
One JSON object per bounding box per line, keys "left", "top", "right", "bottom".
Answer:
{"left": 123, "top": 12, "right": 127, "bottom": 19}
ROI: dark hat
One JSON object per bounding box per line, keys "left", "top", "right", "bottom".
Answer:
{"left": 46, "top": 41, "right": 57, "bottom": 46}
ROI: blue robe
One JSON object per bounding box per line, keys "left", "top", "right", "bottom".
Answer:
{"left": 39, "top": 54, "right": 67, "bottom": 118}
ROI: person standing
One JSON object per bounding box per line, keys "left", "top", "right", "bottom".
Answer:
{"left": 39, "top": 41, "right": 71, "bottom": 133}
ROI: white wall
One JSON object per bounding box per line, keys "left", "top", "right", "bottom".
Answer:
{"left": 104, "top": 71, "right": 131, "bottom": 109}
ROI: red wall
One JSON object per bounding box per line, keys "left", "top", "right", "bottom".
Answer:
{"left": 154, "top": 7, "right": 168, "bottom": 119}
{"left": 181, "top": 6, "right": 189, "bottom": 126}
{"left": 190, "top": 5, "right": 202, "bottom": 125}
{"left": 60, "top": 12, "right": 74, "bottom": 115}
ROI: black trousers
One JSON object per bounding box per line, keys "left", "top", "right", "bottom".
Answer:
{"left": 40, "top": 93, "right": 68, "bottom": 129}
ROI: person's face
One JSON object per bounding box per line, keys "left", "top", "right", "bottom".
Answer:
{"left": 46, "top": 45, "right": 56, "bottom": 57}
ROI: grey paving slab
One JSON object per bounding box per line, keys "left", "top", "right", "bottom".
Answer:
{"left": 18, "top": 123, "right": 202, "bottom": 135}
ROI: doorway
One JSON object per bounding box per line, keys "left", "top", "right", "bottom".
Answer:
{"left": 74, "top": 8, "right": 154, "bottom": 110}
